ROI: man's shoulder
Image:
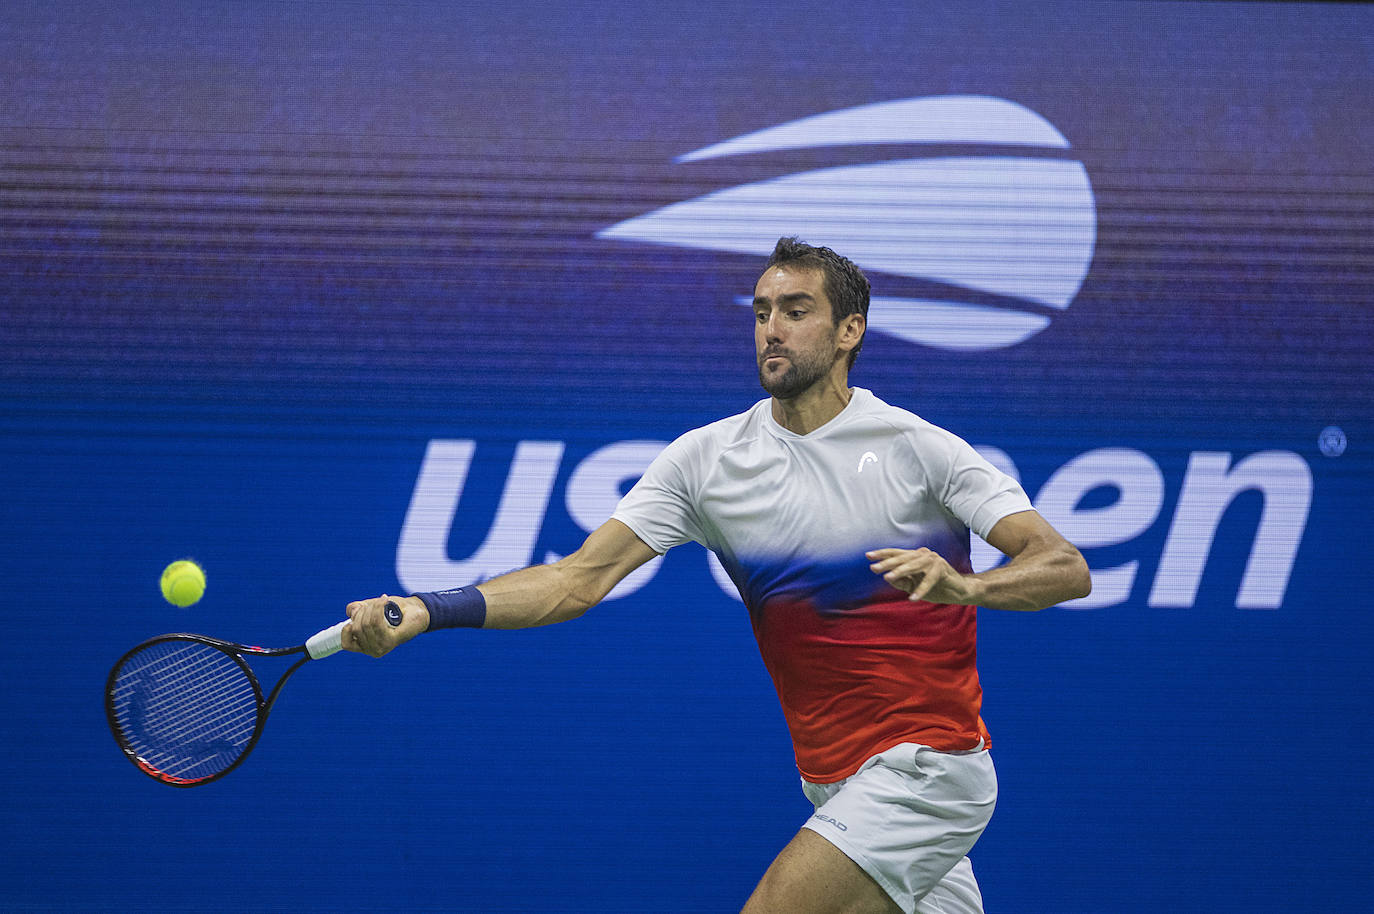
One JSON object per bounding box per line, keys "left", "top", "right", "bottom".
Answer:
{"left": 849, "top": 389, "right": 976, "bottom": 464}
{"left": 677, "top": 398, "right": 770, "bottom": 448}
{"left": 851, "top": 388, "right": 940, "bottom": 437}
{"left": 642, "top": 399, "right": 768, "bottom": 484}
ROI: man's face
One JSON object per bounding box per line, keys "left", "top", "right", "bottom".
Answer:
{"left": 753, "top": 265, "right": 840, "bottom": 400}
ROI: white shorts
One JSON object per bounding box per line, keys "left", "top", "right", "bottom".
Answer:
{"left": 800, "top": 742, "right": 997, "bottom": 914}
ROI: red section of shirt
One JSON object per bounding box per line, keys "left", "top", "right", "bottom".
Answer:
{"left": 751, "top": 596, "right": 989, "bottom": 783}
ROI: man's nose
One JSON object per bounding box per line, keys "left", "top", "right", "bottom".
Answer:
{"left": 764, "top": 312, "right": 784, "bottom": 340}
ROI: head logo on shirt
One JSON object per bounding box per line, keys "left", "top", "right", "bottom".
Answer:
{"left": 597, "top": 95, "right": 1097, "bottom": 352}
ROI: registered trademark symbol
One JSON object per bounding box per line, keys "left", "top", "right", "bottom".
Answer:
{"left": 1318, "top": 426, "right": 1347, "bottom": 458}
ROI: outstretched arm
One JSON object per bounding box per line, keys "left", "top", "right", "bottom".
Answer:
{"left": 475, "top": 518, "right": 660, "bottom": 628}
{"left": 867, "top": 509, "right": 1091, "bottom": 612}
{"left": 344, "top": 519, "right": 660, "bottom": 656}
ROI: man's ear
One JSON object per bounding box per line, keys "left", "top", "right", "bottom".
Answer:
{"left": 837, "top": 313, "right": 866, "bottom": 354}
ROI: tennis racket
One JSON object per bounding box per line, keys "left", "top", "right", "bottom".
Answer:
{"left": 105, "top": 601, "right": 403, "bottom": 787}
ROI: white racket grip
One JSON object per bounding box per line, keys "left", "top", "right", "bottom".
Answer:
{"left": 306, "top": 620, "right": 350, "bottom": 659}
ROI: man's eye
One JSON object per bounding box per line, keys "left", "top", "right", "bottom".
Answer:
{"left": 789, "top": 310, "right": 806, "bottom": 319}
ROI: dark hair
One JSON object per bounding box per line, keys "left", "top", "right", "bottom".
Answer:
{"left": 764, "top": 236, "right": 870, "bottom": 368}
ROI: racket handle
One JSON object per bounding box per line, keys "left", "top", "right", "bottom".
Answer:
{"left": 306, "top": 621, "right": 349, "bottom": 659}
{"left": 307, "top": 601, "right": 404, "bottom": 660}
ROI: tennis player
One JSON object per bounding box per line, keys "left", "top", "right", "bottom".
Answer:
{"left": 345, "top": 237, "right": 1091, "bottom": 914}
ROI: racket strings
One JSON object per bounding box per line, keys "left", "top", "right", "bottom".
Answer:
{"left": 110, "top": 640, "right": 260, "bottom": 782}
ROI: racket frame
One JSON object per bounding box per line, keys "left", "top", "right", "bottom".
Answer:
{"left": 104, "top": 633, "right": 311, "bottom": 788}
{"left": 107, "top": 602, "right": 400, "bottom": 787}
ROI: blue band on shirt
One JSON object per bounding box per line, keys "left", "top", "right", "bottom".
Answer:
{"left": 413, "top": 586, "right": 487, "bottom": 630}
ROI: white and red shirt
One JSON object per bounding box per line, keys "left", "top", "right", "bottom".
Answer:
{"left": 612, "top": 388, "right": 1032, "bottom": 783}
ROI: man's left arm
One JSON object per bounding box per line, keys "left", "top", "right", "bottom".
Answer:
{"left": 867, "top": 510, "right": 1091, "bottom": 611}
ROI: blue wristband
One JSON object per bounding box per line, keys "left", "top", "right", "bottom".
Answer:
{"left": 413, "top": 586, "right": 487, "bottom": 630}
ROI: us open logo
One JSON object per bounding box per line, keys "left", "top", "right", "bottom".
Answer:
{"left": 598, "top": 95, "right": 1097, "bottom": 352}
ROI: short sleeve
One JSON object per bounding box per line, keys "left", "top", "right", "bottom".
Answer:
{"left": 937, "top": 433, "right": 1034, "bottom": 540}
{"left": 611, "top": 433, "right": 705, "bottom": 554}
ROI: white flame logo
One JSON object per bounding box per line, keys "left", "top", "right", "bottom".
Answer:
{"left": 597, "top": 96, "right": 1097, "bottom": 351}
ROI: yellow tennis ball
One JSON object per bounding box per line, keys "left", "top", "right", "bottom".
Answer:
{"left": 160, "top": 560, "right": 206, "bottom": 607}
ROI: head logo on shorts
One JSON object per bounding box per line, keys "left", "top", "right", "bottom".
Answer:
{"left": 597, "top": 96, "right": 1097, "bottom": 351}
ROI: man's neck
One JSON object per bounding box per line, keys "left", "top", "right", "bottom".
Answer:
{"left": 770, "top": 372, "right": 853, "bottom": 436}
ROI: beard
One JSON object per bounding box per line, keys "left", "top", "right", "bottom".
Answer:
{"left": 757, "top": 345, "right": 834, "bottom": 400}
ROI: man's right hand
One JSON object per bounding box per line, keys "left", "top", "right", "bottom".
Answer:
{"left": 341, "top": 594, "right": 430, "bottom": 657}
